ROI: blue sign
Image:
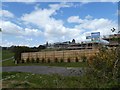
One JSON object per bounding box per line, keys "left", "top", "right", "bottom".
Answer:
{"left": 91, "top": 32, "right": 100, "bottom": 38}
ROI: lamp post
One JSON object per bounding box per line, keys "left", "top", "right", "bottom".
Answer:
{"left": 110, "top": 28, "right": 116, "bottom": 47}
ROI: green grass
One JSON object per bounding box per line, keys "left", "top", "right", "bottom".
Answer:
{"left": 2, "top": 72, "right": 83, "bottom": 88}
{"left": 2, "top": 59, "right": 87, "bottom": 67}
{"left": 2, "top": 50, "right": 14, "bottom": 60}
{"left": 0, "top": 48, "right": 2, "bottom": 60}
{"left": 0, "top": 72, "right": 2, "bottom": 80}
{"left": 2, "top": 72, "right": 119, "bottom": 88}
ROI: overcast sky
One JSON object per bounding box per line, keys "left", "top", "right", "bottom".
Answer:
{"left": 0, "top": 1, "right": 119, "bottom": 47}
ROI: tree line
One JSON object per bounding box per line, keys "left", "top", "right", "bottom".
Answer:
{"left": 2, "top": 45, "right": 46, "bottom": 63}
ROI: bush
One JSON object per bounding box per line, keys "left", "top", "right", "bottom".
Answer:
{"left": 86, "top": 46, "right": 120, "bottom": 87}
{"left": 31, "top": 58, "right": 35, "bottom": 63}
{"left": 47, "top": 58, "right": 50, "bottom": 63}
{"left": 87, "top": 55, "right": 96, "bottom": 65}
{"left": 67, "top": 58, "right": 70, "bottom": 63}
{"left": 36, "top": 58, "right": 39, "bottom": 63}
{"left": 91, "top": 47, "right": 116, "bottom": 71}
{"left": 42, "top": 58, "right": 45, "bottom": 63}
{"left": 81, "top": 55, "right": 87, "bottom": 62}
{"left": 21, "top": 59, "right": 24, "bottom": 63}
{"left": 55, "top": 58, "right": 58, "bottom": 63}
{"left": 26, "top": 58, "right": 30, "bottom": 63}
{"left": 60, "top": 58, "right": 63, "bottom": 62}
{"left": 75, "top": 57, "right": 79, "bottom": 62}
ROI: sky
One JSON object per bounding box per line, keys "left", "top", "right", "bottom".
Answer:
{"left": 0, "top": 1, "right": 119, "bottom": 47}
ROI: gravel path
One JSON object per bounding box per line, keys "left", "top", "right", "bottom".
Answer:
{"left": 2, "top": 66, "right": 84, "bottom": 76}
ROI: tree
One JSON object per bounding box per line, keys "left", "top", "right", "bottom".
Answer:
{"left": 12, "top": 46, "right": 36, "bottom": 63}
{"left": 13, "top": 46, "right": 22, "bottom": 63}
{"left": 46, "top": 42, "right": 49, "bottom": 47}
{"left": 72, "top": 39, "right": 75, "bottom": 43}
{"left": 38, "top": 45, "right": 46, "bottom": 50}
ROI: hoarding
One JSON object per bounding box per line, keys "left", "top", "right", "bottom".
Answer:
{"left": 91, "top": 32, "right": 100, "bottom": 38}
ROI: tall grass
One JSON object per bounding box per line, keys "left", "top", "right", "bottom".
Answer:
{"left": 2, "top": 50, "right": 14, "bottom": 60}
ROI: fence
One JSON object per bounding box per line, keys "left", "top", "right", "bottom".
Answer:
{"left": 21, "top": 49, "right": 99, "bottom": 63}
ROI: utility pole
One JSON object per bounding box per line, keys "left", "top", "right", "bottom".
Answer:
{"left": 0, "top": 28, "right": 1, "bottom": 32}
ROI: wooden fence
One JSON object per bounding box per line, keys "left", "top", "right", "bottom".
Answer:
{"left": 21, "top": 49, "right": 99, "bottom": 63}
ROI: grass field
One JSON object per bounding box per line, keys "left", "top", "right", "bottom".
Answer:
{"left": 2, "top": 50, "right": 14, "bottom": 60}
{"left": 0, "top": 51, "right": 1, "bottom": 60}
{"left": 2, "top": 71, "right": 118, "bottom": 88}
{"left": 2, "top": 72, "right": 83, "bottom": 88}
{"left": 2, "top": 59, "right": 87, "bottom": 67}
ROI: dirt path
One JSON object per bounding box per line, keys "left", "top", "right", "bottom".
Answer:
{"left": 1, "top": 57, "right": 14, "bottom": 62}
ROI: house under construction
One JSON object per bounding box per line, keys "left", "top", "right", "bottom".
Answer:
{"left": 21, "top": 34, "right": 120, "bottom": 63}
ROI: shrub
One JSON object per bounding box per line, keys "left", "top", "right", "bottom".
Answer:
{"left": 55, "top": 58, "right": 58, "bottom": 63}
{"left": 31, "top": 58, "right": 35, "bottom": 63}
{"left": 67, "top": 58, "right": 70, "bottom": 63}
{"left": 36, "top": 58, "right": 39, "bottom": 63}
{"left": 60, "top": 58, "right": 63, "bottom": 62}
{"left": 91, "top": 47, "right": 116, "bottom": 71}
{"left": 87, "top": 55, "right": 96, "bottom": 65}
{"left": 81, "top": 55, "right": 87, "bottom": 62}
{"left": 47, "top": 58, "right": 50, "bottom": 63}
{"left": 42, "top": 58, "right": 45, "bottom": 63}
{"left": 26, "top": 58, "right": 30, "bottom": 63}
{"left": 21, "top": 59, "right": 24, "bottom": 63}
{"left": 75, "top": 57, "right": 79, "bottom": 62}
{"left": 86, "top": 46, "right": 120, "bottom": 87}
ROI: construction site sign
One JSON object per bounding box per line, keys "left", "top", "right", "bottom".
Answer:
{"left": 91, "top": 32, "right": 100, "bottom": 38}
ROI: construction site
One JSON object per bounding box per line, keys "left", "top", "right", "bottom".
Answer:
{"left": 21, "top": 33, "right": 120, "bottom": 63}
